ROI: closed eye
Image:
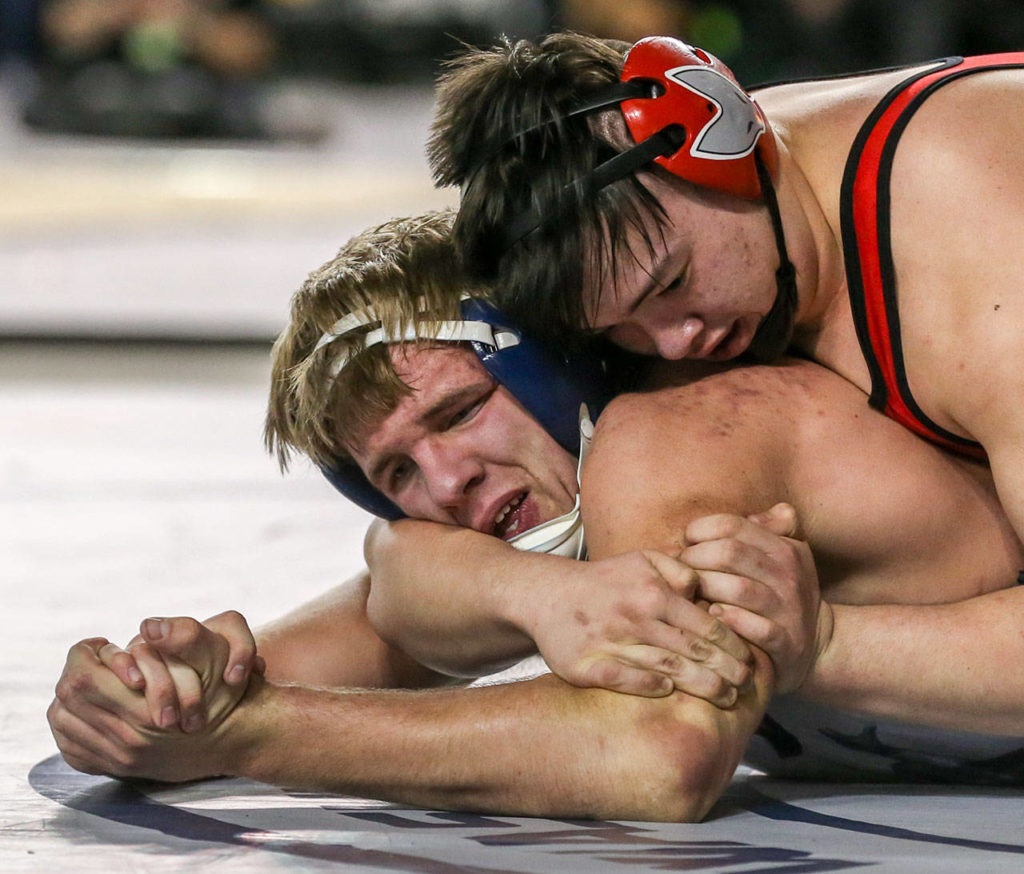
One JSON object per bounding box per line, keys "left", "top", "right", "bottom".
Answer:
{"left": 444, "top": 388, "right": 494, "bottom": 429}
{"left": 388, "top": 459, "right": 415, "bottom": 492}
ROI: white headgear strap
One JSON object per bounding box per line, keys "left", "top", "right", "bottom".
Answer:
{"left": 315, "top": 301, "right": 519, "bottom": 378}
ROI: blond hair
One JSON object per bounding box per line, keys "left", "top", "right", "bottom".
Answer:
{"left": 265, "top": 210, "right": 490, "bottom": 471}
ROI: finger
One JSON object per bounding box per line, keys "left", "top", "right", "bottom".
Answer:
{"left": 685, "top": 512, "right": 795, "bottom": 554}
{"left": 641, "top": 621, "right": 752, "bottom": 687}
{"left": 695, "top": 569, "right": 777, "bottom": 616}
{"left": 56, "top": 646, "right": 151, "bottom": 724}
{"left": 682, "top": 537, "right": 782, "bottom": 584}
{"left": 746, "top": 503, "right": 801, "bottom": 538}
{"left": 203, "top": 610, "right": 258, "bottom": 686}
{"left": 709, "top": 603, "right": 782, "bottom": 656}
{"left": 575, "top": 658, "right": 674, "bottom": 698}
{"left": 140, "top": 616, "right": 230, "bottom": 683}
{"left": 48, "top": 699, "right": 143, "bottom": 776}
{"left": 129, "top": 641, "right": 185, "bottom": 729}
{"left": 616, "top": 646, "right": 739, "bottom": 707}
{"left": 164, "top": 655, "right": 206, "bottom": 733}
{"left": 641, "top": 550, "right": 699, "bottom": 597}
{"left": 96, "top": 642, "right": 146, "bottom": 691}
{"left": 252, "top": 655, "right": 267, "bottom": 676}
{"left": 659, "top": 596, "right": 752, "bottom": 664}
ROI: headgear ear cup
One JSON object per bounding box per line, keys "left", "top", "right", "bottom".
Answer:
{"left": 618, "top": 36, "right": 777, "bottom": 198}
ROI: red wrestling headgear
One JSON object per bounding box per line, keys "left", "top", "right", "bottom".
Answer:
{"left": 618, "top": 36, "right": 777, "bottom": 199}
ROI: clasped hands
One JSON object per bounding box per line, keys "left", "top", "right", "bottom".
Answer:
{"left": 530, "top": 502, "right": 833, "bottom": 702}
{"left": 47, "top": 610, "right": 263, "bottom": 782}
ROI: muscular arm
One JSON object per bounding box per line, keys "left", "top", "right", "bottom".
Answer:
{"left": 802, "top": 587, "right": 1024, "bottom": 736}
{"left": 255, "top": 567, "right": 453, "bottom": 690}
{"left": 575, "top": 391, "right": 780, "bottom": 800}
{"left": 230, "top": 672, "right": 758, "bottom": 820}
{"left": 364, "top": 518, "right": 751, "bottom": 700}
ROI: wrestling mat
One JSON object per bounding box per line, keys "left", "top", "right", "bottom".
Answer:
{"left": 26, "top": 756, "right": 1024, "bottom": 872}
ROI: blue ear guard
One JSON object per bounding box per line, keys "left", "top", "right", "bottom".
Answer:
{"left": 319, "top": 297, "right": 609, "bottom": 519}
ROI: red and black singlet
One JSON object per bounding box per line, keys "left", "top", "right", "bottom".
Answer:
{"left": 840, "top": 53, "right": 1024, "bottom": 461}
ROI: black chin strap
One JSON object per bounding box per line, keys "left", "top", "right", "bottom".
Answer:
{"left": 746, "top": 151, "right": 799, "bottom": 362}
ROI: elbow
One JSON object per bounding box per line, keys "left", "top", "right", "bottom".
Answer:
{"left": 598, "top": 696, "right": 738, "bottom": 823}
{"left": 644, "top": 723, "right": 730, "bottom": 823}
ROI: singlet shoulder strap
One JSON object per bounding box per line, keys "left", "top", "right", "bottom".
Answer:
{"left": 840, "top": 54, "right": 1024, "bottom": 461}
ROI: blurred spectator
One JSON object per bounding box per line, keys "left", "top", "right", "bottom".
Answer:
{"left": 19, "top": 0, "right": 1024, "bottom": 140}
{"left": 0, "top": 0, "right": 41, "bottom": 62}
{"left": 25, "top": 0, "right": 279, "bottom": 138}
{"left": 556, "top": 0, "right": 1024, "bottom": 83}
{"left": 21, "top": 0, "right": 556, "bottom": 139}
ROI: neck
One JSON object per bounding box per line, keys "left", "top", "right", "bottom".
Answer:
{"left": 769, "top": 135, "right": 847, "bottom": 344}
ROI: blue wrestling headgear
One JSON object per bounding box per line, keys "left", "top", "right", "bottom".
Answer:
{"left": 318, "top": 297, "right": 609, "bottom": 525}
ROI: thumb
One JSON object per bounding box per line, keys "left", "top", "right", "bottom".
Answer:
{"left": 747, "top": 502, "right": 800, "bottom": 538}
{"left": 140, "top": 616, "right": 228, "bottom": 677}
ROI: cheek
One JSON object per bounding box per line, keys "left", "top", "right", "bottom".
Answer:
{"left": 608, "top": 322, "right": 657, "bottom": 355}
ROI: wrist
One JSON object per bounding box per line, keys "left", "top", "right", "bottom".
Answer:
{"left": 502, "top": 553, "right": 578, "bottom": 641}
{"left": 800, "top": 601, "right": 841, "bottom": 697}
{"left": 213, "top": 673, "right": 275, "bottom": 780}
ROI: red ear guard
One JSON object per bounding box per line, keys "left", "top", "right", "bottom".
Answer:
{"left": 489, "top": 36, "right": 782, "bottom": 256}
{"left": 620, "top": 36, "right": 777, "bottom": 199}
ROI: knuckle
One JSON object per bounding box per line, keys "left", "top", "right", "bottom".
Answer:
{"left": 177, "top": 616, "right": 202, "bottom": 643}
{"left": 688, "top": 637, "right": 712, "bottom": 661}
{"left": 719, "top": 517, "right": 744, "bottom": 538}
{"left": 590, "top": 661, "right": 624, "bottom": 689}
{"left": 220, "top": 609, "right": 246, "bottom": 628}
{"left": 177, "top": 689, "right": 203, "bottom": 712}
{"left": 720, "top": 539, "right": 743, "bottom": 565}
{"left": 657, "top": 653, "right": 684, "bottom": 673}
{"left": 706, "top": 674, "right": 729, "bottom": 699}
{"left": 67, "top": 670, "right": 97, "bottom": 696}
{"left": 643, "top": 672, "right": 671, "bottom": 694}
{"left": 705, "top": 618, "right": 728, "bottom": 645}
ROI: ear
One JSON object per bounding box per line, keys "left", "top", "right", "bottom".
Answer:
{"left": 587, "top": 108, "right": 635, "bottom": 152}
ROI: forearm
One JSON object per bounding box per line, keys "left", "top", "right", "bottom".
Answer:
{"left": 253, "top": 569, "right": 453, "bottom": 690}
{"left": 226, "top": 664, "right": 772, "bottom": 822}
{"left": 364, "top": 519, "right": 574, "bottom": 676}
{"left": 803, "top": 589, "right": 1024, "bottom": 735}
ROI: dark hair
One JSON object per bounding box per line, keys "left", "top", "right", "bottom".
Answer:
{"left": 428, "top": 31, "right": 669, "bottom": 348}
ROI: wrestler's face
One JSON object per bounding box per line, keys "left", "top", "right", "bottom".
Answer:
{"left": 585, "top": 172, "right": 781, "bottom": 361}
{"left": 348, "top": 344, "right": 579, "bottom": 539}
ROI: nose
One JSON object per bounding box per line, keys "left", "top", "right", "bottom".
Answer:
{"left": 414, "top": 436, "right": 485, "bottom": 517}
{"left": 609, "top": 316, "right": 704, "bottom": 360}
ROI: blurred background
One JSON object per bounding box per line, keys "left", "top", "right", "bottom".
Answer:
{"left": 4, "top": 0, "right": 1024, "bottom": 726}
{"left": 3, "top": 0, "right": 1024, "bottom": 343}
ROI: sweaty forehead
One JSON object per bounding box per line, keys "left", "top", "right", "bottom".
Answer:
{"left": 388, "top": 343, "right": 488, "bottom": 392}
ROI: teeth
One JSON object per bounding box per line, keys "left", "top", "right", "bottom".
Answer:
{"left": 494, "top": 495, "right": 523, "bottom": 530}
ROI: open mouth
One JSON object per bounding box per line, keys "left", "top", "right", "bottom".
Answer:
{"left": 493, "top": 493, "right": 527, "bottom": 541}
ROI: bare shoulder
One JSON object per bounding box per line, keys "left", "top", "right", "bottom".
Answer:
{"left": 888, "top": 65, "right": 1024, "bottom": 433}
{"left": 582, "top": 360, "right": 830, "bottom": 553}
